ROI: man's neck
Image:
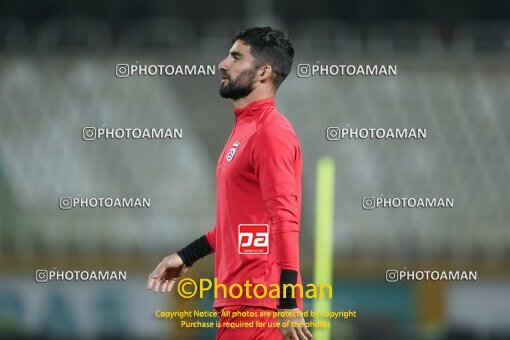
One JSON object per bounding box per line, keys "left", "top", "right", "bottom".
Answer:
{"left": 233, "top": 87, "right": 274, "bottom": 109}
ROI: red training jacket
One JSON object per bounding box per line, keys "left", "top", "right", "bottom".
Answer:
{"left": 205, "top": 97, "right": 303, "bottom": 310}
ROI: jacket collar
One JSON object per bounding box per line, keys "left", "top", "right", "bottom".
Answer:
{"left": 233, "top": 97, "right": 275, "bottom": 118}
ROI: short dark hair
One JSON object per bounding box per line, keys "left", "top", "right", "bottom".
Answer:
{"left": 232, "top": 27, "right": 294, "bottom": 90}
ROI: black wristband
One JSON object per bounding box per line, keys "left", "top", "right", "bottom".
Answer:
{"left": 177, "top": 235, "right": 213, "bottom": 267}
{"left": 277, "top": 269, "right": 298, "bottom": 309}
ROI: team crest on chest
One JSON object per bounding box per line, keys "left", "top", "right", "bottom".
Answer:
{"left": 226, "top": 141, "right": 240, "bottom": 162}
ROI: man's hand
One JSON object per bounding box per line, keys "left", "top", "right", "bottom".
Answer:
{"left": 146, "top": 253, "right": 188, "bottom": 293}
{"left": 277, "top": 308, "right": 313, "bottom": 340}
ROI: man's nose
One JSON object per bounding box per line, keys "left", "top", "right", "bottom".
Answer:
{"left": 218, "top": 58, "right": 228, "bottom": 71}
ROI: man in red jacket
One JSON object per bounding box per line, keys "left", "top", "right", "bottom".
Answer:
{"left": 147, "top": 27, "right": 312, "bottom": 340}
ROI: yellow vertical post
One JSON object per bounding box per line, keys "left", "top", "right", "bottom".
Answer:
{"left": 417, "top": 280, "right": 445, "bottom": 336}
{"left": 313, "top": 157, "right": 335, "bottom": 340}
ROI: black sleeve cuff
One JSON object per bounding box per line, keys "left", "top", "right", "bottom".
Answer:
{"left": 177, "top": 235, "right": 213, "bottom": 267}
{"left": 277, "top": 269, "right": 298, "bottom": 309}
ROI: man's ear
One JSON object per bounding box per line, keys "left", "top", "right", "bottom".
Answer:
{"left": 258, "top": 65, "right": 273, "bottom": 81}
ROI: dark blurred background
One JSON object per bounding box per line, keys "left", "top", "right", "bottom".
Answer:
{"left": 0, "top": 0, "right": 509, "bottom": 339}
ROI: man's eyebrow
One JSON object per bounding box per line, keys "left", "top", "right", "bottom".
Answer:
{"left": 230, "top": 51, "right": 242, "bottom": 58}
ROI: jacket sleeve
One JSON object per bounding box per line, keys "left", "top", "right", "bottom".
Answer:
{"left": 251, "top": 127, "right": 301, "bottom": 271}
{"left": 205, "top": 226, "right": 217, "bottom": 252}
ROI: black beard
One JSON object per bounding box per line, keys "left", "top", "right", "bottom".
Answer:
{"left": 219, "top": 68, "right": 256, "bottom": 100}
